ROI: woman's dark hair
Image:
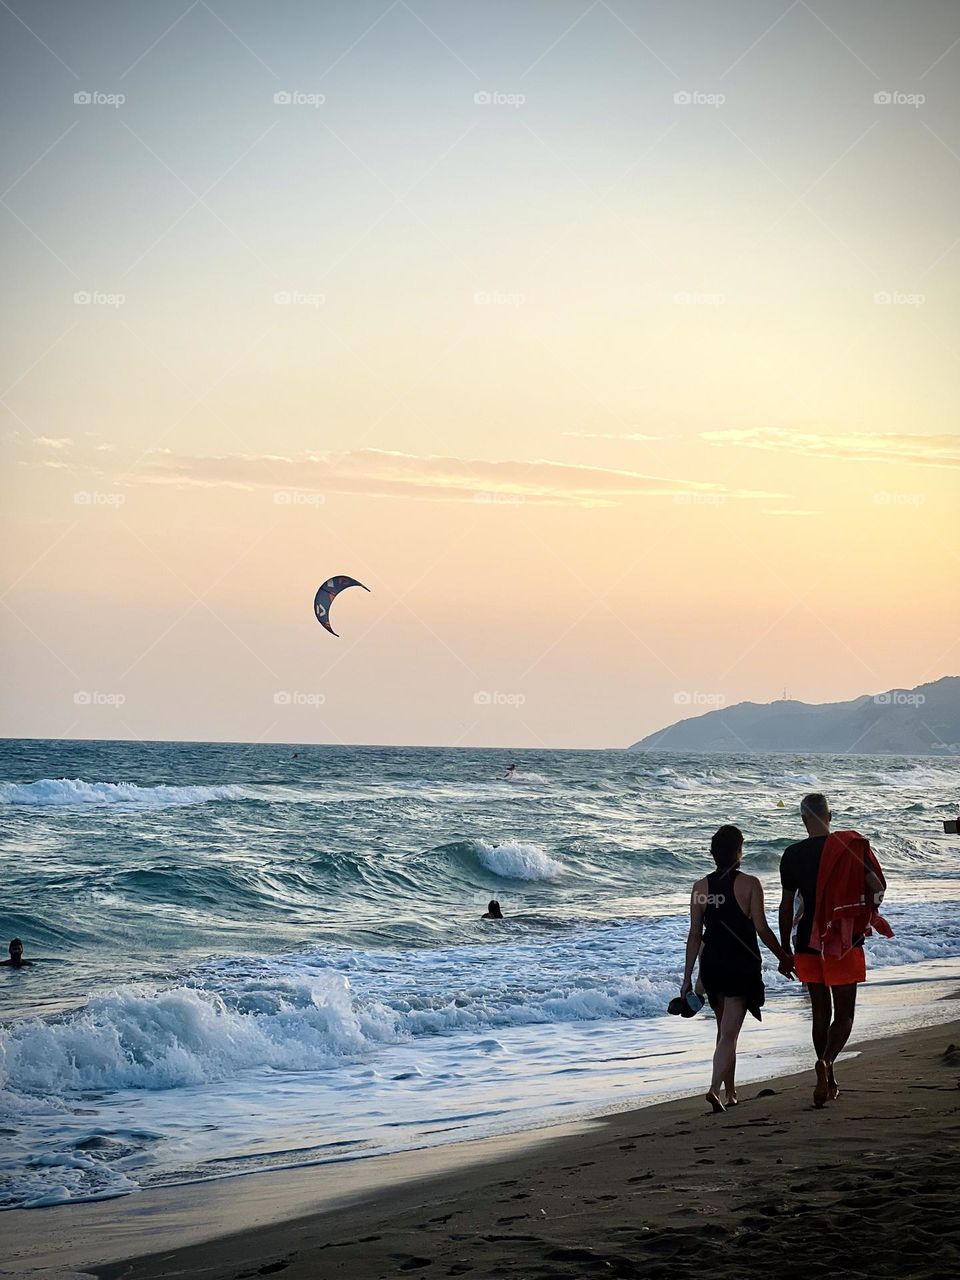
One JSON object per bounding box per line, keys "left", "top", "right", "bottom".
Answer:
{"left": 710, "top": 825, "right": 743, "bottom": 869}
{"left": 487, "top": 899, "right": 503, "bottom": 918}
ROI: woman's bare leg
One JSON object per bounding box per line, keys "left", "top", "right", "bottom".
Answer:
{"left": 707, "top": 997, "right": 747, "bottom": 1112}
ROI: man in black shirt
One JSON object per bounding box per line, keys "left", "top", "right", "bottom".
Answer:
{"left": 779, "top": 793, "right": 881, "bottom": 1108}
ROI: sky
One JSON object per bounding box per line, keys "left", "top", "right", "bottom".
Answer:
{"left": 1, "top": 0, "right": 958, "bottom": 749}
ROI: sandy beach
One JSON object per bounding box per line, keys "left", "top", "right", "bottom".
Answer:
{"left": 5, "top": 1009, "right": 957, "bottom": 1280}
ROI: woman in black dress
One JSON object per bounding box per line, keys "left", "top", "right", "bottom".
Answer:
{"left": 680, "top": 825, "right": 794, "bottom": 1112}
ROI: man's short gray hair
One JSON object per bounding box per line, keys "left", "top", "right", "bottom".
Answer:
{"left": 800, "top": 792, "right": 830, "bottom": 821}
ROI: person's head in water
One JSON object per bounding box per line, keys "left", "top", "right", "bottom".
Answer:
{"left": 6, "top": 938, "right": 26, "bottom": 967}
{"left": 483, "top": 899, "right": 504, "bottom": 919}
{"left": 800, "top": 792, "right": 831, "bottom": 836}
{"left": 710, "top": 825, "right": 743, "bottom": 870}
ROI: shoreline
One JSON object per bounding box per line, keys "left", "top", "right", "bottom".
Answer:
{"left": 6, "top": 1002, "right": 959, "bottom": 1280}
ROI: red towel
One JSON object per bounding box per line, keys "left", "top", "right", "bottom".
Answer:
{"left": 809, "top": 830, "right": 894, "bottom": 959}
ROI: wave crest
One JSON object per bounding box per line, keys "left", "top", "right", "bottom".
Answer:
{"left": 0, "top": 778, "right": 246, "bottom": 808}
{"left": 471, "top": 839, "right": 564, "bottom": 881}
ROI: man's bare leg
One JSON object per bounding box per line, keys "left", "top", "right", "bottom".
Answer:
{"left": 823, "top": 982, "right": 858, "bottom": 1099}
{"left": 807, "top": 983, "right": 832, "bottom": 1107}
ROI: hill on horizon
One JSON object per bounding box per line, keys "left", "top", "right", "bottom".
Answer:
{"left": 629, "top": 677, "right": 960, "bottom": 755}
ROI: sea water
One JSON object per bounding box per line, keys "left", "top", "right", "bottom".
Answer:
{"left": 1, "top": 740, "right": 958, "bottom": 1209}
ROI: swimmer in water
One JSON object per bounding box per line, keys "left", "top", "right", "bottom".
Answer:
{"left": 1, "top": 939, "right": 33, "bottom": 968}
{"left": 482, "top": 900, "right": 504, "bottom": 920}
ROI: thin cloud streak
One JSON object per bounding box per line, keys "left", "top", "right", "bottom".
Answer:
{"left": 133, "top": 447, "right": 779, "bottom": 508}
{"left": 703, "top": 427, "right": 960, "bottom": 469}
{"left": 562, "top": 431, "right": 669, "bottom": 441}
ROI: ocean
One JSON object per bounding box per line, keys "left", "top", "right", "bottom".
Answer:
{"left": 1, "top": 739, "right": 958, "bottom": 1210}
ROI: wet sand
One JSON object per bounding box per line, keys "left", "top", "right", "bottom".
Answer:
{"left": 9, "top": 1012, "right": 958, "bottom": 1280}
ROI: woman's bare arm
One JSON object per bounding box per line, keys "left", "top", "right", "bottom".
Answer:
{"left": 681, "top": 880, "right": 707, "bottom": 994}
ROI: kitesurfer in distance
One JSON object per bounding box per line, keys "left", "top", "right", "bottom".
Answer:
{"left": 1, "top": 939, "right": 33, "bottom": 967}
{"left": 502, "top": 764, "right": 517, "bottom": 780}
{"left": 482, "top": 900, "right": 504, "bottom": 920}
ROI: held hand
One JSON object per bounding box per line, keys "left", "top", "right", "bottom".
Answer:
{"left": 778, "top": 952, "right": 796, "bottom": 980}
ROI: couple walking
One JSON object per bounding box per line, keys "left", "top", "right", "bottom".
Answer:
{"left": 679, "top": 792, "right": 890, "bottom": 1112}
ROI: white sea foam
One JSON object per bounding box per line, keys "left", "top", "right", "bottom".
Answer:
{"left": 0, "top": 977, "right": 392, "bottom": 1094}
{"left": 0, "top": 963, "right": 672, "bottom": 1100}
{"left": 0, "top": 778, "right": 246, "bottom": 808}
{"left": 9, "top": 1154, "right": 138, "bottom": 1209}
{"left": 472, "top": 839, "right": 564, "bottom": 881}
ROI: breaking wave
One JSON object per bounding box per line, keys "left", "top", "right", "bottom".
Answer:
{"left": 0, "top": 778, "right": 247, "bottom": 808}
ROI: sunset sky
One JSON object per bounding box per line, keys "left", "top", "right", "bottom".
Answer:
{"left": 1, "top": 0, "right": 958, "bottom": 748}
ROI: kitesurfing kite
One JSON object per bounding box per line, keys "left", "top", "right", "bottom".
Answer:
{"left": 313, "top": 575, "right": 370, "bottom": 637}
